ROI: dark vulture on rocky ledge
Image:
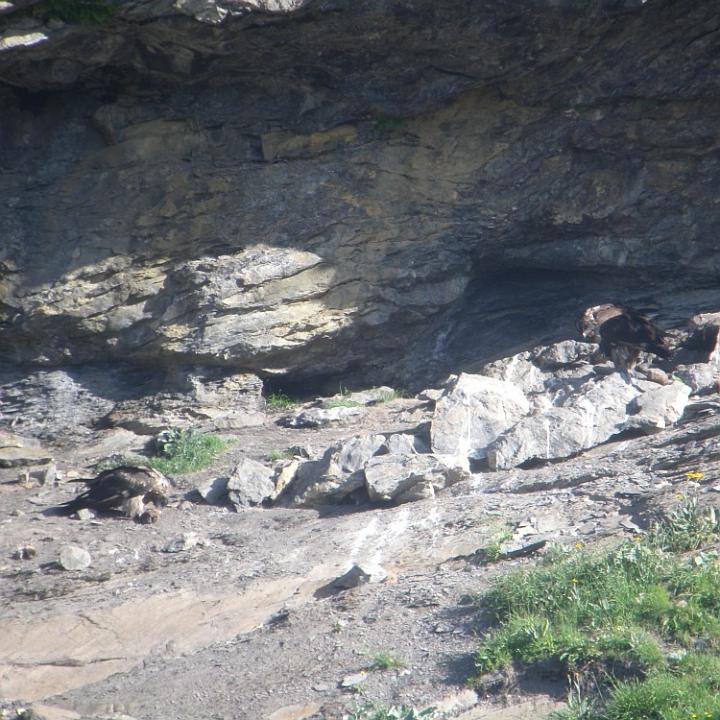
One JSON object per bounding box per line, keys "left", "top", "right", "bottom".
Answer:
{"left": 576, "top": 303, "right": 673, "bottom": 374}
{"left": 53, "top": 466, "right": 171, "bottom": 523}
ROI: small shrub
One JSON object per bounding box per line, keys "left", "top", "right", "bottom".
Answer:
{"left": 475, "top": 526, "right": 513, "bottom": 563}
{"left": 149, "top": 428, "right": 227, "bottom": 474}
{"left": 648, "top": 498, "right": 720, "bottom": 553}
{"left": 374, "top": 389, "right": 405, "bottom": 404}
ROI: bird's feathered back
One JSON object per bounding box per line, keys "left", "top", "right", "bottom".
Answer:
{"left": 55, "top": 466, "right": 170, "bottom": 522}
{"left": 577, "top": 304, "right": 672, "bottom": 372}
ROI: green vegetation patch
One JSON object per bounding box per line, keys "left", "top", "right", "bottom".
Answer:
{"left": 265, "top": 447, "right": 295, "bottom": 463}
{"left": 148, "top": 427, "right": 228, "bottom": 475}
{"left": 92, "top": 428, "right": 228, "bottom": 477}
{"left": 343, "top": 704, "right": 438, "bottom": 720}
{"left": 369, "top": 652, "right": 406, "bottom": 671}
{"left": 265, "top": 391, "right": 297, "bottom": 411}
{"left": 473, "top": 500, "right": 720, "bottom": 720}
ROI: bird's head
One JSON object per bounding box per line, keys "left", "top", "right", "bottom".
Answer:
{"left": 576, "top": 304, "right": 623, "bottom": 342}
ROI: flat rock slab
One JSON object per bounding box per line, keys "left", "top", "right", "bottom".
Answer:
{"left": 0, "top": 446, "right": 53, "bottom": 468}
{"left": 0, "top": 577, "right": 314, "bottom": 701}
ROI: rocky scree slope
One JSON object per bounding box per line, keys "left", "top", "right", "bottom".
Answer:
{"left": 1, "top": 330, "right": 720, "bottom": 719}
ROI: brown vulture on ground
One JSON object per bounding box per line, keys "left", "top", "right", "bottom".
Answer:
{"left": 576, "top": 303, "right": 673, "bottom": 374}
{"left": 53, "top": 466, "right": 170, "bottom": 523}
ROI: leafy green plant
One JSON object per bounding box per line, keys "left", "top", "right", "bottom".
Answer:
{"left": 369, "top": 652, "right": 406, "bottom": 671}
{"left": 344, "top": 704, "right": 438, "bottom": 720}
{"left": 648, "top": 498, "right": 720, "bottom": 553}
{"left": 149, "top": 428, "right": 227, "bottom": 474}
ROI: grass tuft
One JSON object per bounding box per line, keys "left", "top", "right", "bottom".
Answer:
{"left": 265, "top": 448, "right": 295, "bottom": 463}
{"left": 265, "top": 391, "right": 297, "bottom": 411}
{"left": 369, "top": 652, "right": 406, "bottom": 671}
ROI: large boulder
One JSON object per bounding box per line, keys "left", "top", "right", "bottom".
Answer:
{"left": 364, "top": 454, "right": 469, "bottom": 504}
{"left": 226, "top": 457, "right": 277, "bottom": 509}
{"left": 488, "top": 374, "right": 693, "bottom": 470}
{"left": 276, "top": 434, "right": 387, "bottom": 507}
{"left": 430, "top": 373, "right": 530, "bottom": 462}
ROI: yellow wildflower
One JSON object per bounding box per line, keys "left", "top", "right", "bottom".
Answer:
{"left": 685, "top": 471, "right": 704, "bottom": 481}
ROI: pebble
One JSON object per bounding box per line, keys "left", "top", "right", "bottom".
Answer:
{"left": 59, "top": 545, "right": 92, "bottom": 571}
{"left": 163, "top": 532, "right": 201, "bottom": 553}
{"left": 340, "top": 671, "right": 366, "bottom": 689}
{"left": 75, "top": 508, "right": 95, "bottom": 521}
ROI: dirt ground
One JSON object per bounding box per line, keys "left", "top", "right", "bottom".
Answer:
{"left": 2, "top": 394, "right": 719, "bottom": 720}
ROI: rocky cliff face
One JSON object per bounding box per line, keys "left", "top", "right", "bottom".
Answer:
{"left": 1, "top": 0, "right": 720, "bottom": 406}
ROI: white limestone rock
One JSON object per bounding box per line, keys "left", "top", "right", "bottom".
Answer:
{"left": 628, "top": 380, "right": 692, "bottom": 432}
{"left": 430, "top": 373, "right": 530, "bottom": 461}
{"left": 59, "top": 545, "right": 92, "bottom": 571}
{"left": 488, "top": 374, "right": 640, "bottom": 470}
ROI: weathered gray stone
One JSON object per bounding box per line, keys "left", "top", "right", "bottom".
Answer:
{"left": 0, "top": 446, "right": 53, "bottom": 468}
{"left": 431, "top": 373, "right": 530, "bottom": 461}
{"left": 277, "top": 434, "right": 386, "bottom": 507}
{"left": 479, "top": 352, "right": 546, "bottom": 395}
{"left": 196, "top": 476, "right": 230, "bottom": 506}
{"left": 364, "top": 454, "right": 468, "bottom": 504}
{"left": 163, "top": 532, "right": 201, "bottom": 553}
{"left": 532, "top": 341, "right": 597, "bottom": 370}
{"left": 271, "top": 459, "right": 301, "bottom": 501}
{"left": 674, "top": 364, "right": 718, "bottom": 395}
{"left": 321, "top": 387, "right": 396, "bottom": 407}
{"left": 226, "top": 457, "right": 276, "bottom": 508}
{"left": 58, "top": 545, "right": 92, "bottom": 571}
{"left": 488, "top": 374, "right": 640, "bottom": 470}
{"left": 629, "top": 381, "right": 692, "bottom": 432}
{"left": 394, "top": 479, "right": 436, "bottom": 504}
{"left": 106, "top": 369, "right": 265, "bottom": 434}
{"left": 281, "top": 406, "right": 366, "bottom": 429}
{"left": 31, "top": 462, "right": 57, "bottom": 486}
{"left": 386, "top": 433, "right": 428, "bottom": 455}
